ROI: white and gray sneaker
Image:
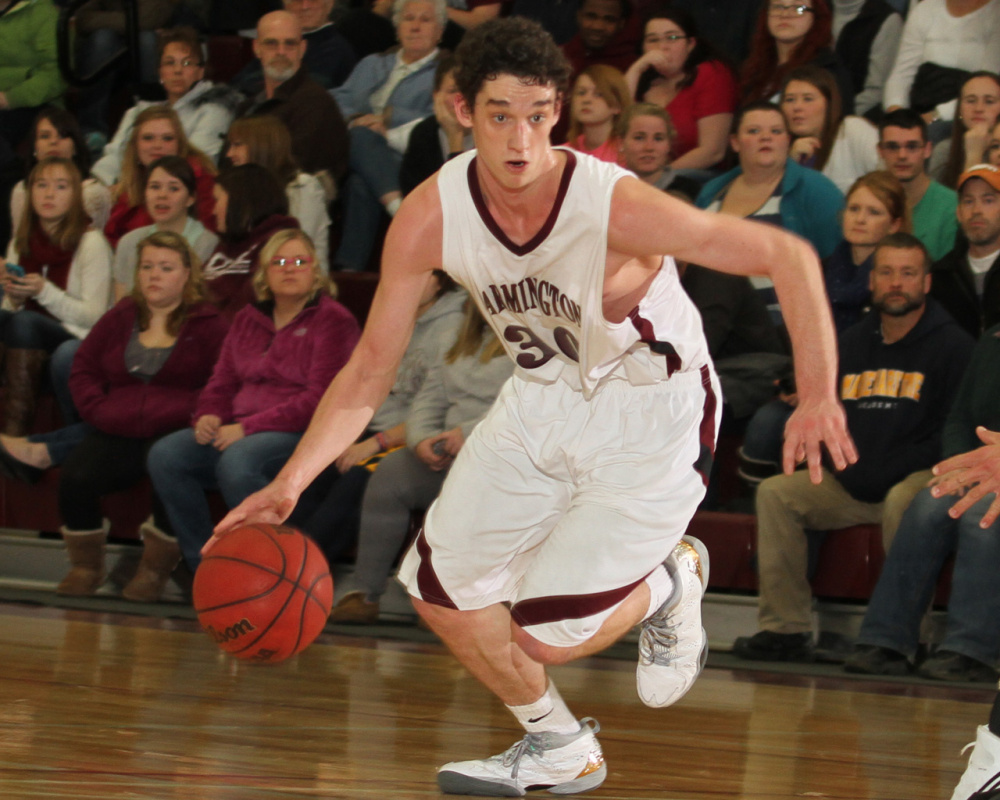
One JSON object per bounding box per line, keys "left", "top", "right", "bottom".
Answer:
{"left": 437, "top": 717, "right": 606, "bottom": 797}
{"left": 636, "top": 535, "right": 710, "bottom": 708}
{"left": 951, "top": 725, "right": 1000, "bottom": 800}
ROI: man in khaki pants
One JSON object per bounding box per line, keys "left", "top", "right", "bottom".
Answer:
{"left": 734, "top": 232, "right": 975, "bottom": 662}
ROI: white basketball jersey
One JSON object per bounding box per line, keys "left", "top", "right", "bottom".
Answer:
{"left": 437, "top": 148, "right": 711, "bottom": 398}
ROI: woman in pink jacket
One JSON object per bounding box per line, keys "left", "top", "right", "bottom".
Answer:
{"left": 147, "top": 229, "right": 361, "bottom": 572}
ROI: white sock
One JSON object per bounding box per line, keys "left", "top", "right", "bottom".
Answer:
{"left": 385, "top": 196, "right": 402, "bottom": 216}
{"left": 507, "top": 680, "right": 580, "bottom": 734}
{"left": 643, "top": 564, "right": 674, "bottom": 620}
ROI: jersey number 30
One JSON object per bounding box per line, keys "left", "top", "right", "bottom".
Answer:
{"left": 503, "top": 325, "right": 580, "bottom": 369}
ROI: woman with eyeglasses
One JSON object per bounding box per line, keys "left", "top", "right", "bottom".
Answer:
{"left": 147, "top": 228, "right": 361, "bottom": 574}
{"left": 883, "top": 0, "right": 1000, "bottom": 141}
{"left": 741, "top": 0, "right": 856, "bottom": 116}
{"left": 92, "top": 27, "right": 240, "bottom": 189}
{"left": 930, "top": 72, "right": 1000, "bottom": 188}
{"left": 623, "top": 7, "right": 738, "bottom": 171}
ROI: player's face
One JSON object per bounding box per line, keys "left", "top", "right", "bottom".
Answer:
{"left": 458, "top": 75, "right": 561, "bottom": 190}
{"left": 137, "top": 245, "right": 190, "bottom": 309}
{"left": 781, "top": 79, "right": 826, "bottom": 138}
{"left": 731, "top": 109, "right": 789, "bottom": 169}
{"left": 958, "top": 177, "right": 1000, "bottom": 249}
{"left": 878, "top": 126, "right": 930, "bottom": 183}
{"left": 870, "top": 246, "right": 930, "bottom": 317}
{"left": 621, "top": 114, "right": 671, "bottom": 179}
{"left": 842, "top": 186, "right": 900, "bottom": 248}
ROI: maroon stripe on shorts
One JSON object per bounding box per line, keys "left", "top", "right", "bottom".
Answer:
{"left": 510, "top": 573, "right": 648, "bottom": 628}
{"left": 695, "top": 364, "right": 718, "bottom": 487}
{"left": 414, "top": 529, "right": 458, "bottom": 609}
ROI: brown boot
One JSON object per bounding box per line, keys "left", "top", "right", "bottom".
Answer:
{"left": 56, "top": 523, "right": 108, "bottom": 596}
{"left": 329, "top": 590, "right": 380, "bottom": 624}
{"left": 3, "top": 348, "right": 49, "bottom": 436}
{"left": 122, "top": 519, "right": 182, "bottom": 603}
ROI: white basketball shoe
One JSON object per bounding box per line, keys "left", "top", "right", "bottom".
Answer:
{"left": 437, "top": 717, "right": 606, "bottom": 796}
{"left": 952, "top": 725, "right": 1000, "bottom": 800}
{"left": 636, "top": 535, "right": 710, "bottom": 708}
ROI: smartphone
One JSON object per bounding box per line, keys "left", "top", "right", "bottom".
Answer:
{"left": 5, "top": 264, "right": 24, "bottom": 278}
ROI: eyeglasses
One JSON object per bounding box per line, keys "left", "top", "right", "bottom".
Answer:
{"left": 269, "top": 256, "right": 312, "bottom": 269}
{"left": 768, "top": 3, "right": 814, "bottom": 16}
{"left": 644, "top": 34, "right": 689, "bottom": 45}
{"left": 161, "top": 58, "right": 201, "bottom": 69}
{"left": 879, "top": 141, "right": 925, "bottom": 152}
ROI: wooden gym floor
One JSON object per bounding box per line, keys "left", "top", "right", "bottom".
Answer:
{"left": 0, "top": 601, "right": 991, "bottom": 800}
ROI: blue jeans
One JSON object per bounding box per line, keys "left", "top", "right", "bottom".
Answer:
{"left": 46, "top": 338, "right": 82, "bottom": 425}
{"left": 858, "top": 487, "right": 1000, "bottom": 666}
{"left": 741, "top": 398, "right": 794, "bottom": 467}
{"left": 147, "top": 428, "right": 302, "bottom": 569}
{"left": 0, "top": 309, "right": 75, "bottom": 352}
{"left": 333, "top": 126, "right": 402, "bottom": 271}
{"left": 30, "top": 421, "right": 92, "bottom": 465}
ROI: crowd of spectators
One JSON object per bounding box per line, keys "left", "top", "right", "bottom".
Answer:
{"left": 1, "top": 0, "right": 999, "bottom": 682}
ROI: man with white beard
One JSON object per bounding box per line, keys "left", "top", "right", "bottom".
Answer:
{"left": 239, "top": 10, "right": 350, "bottom": 182}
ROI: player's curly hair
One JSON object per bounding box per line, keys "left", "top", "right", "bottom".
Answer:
{"left": 454, "top": 17, "right": 571, "bottom": 108}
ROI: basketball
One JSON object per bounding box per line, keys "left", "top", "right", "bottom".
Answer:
{"left": 192, "top": 523, "right": 333, "bottom": 663}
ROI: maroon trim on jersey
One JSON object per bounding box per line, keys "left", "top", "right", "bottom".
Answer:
{"left": 695, "top": 364, "right": 718, "bottom": 487}
{"left": 466, "top": 150, "right": 577, "bottom": 257}
{"left": 509, "top": 573, "right": 648, "bottom": 628}
{"left": 414, "top": 529, "right": 458, "bottom": 609}
{"left": 629, "top": 309, "right": 683, "bottom": 376}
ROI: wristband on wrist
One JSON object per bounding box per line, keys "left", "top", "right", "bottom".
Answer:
{"left": 375, "top": 431, "right": 389, "bottom": 452}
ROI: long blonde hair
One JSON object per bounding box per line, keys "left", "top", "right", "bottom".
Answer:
{"left": 131, "top": 230, "right": 206, "bottom": 336}
{"left": 118, "top": 107, "right": 216, "bottom": 208}
{"left": 446, "top": 301, "right": 505, "bottom": 364}
{"left": 14, "top": 158, "right": 90, "bottom": 256}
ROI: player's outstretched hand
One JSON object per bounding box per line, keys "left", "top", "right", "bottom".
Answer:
{"left": 930, "top": 427, "right": 1000, "bottom": 526}
{"left": 782, "top": 396, "right": 858, "bottom": 484}
{"left": 206, "top": 481, "right": 299, "bottom": 555}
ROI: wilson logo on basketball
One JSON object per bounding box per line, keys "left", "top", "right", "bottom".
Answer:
{"left": 206, "top": 618, "right": 257, "bottom": 643}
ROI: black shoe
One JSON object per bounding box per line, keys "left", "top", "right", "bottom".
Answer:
{"left": 844, "top": 644, "right": 912, "bottom": 676}
{"left": 917, "top": 650, "right": 999, "bottom": 683}
{"left": 0, "top": 438, "right": 44, "bottom": 484}
{"left": 732, "top": 630, "right": 814, "bottom": 662}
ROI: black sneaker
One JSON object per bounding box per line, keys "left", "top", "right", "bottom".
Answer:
{"left": 917, "top": 651, "right": 999, "bottom": 683}
{"left": 732, "top": 630, "right": 814, "bottom": 662}
{"left": 844, "top": 644, "right": 911, "bottom": 676}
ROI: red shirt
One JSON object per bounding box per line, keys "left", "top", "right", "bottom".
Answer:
{"left": 662, "top": 60, "right": 738, "bottom": 160}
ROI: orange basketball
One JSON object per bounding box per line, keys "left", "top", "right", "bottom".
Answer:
{"left": 192, "top": 523, "right": 333, "bottom": 663}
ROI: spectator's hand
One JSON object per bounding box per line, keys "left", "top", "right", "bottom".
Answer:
{"left": 965, "top": 122, "right": 992, "bottom": 165}
{"left": 415, "top": 433, "right": 455, "bottom": 471}
{"left": 435, "top": 426, "right": 465, "bottom": 456}
{"left": 634, "top": 50, "right": 673, "bottom": 77}
{"left": 350, "top": 113, "right": 387, "bottom": 136}
{"left": 0, "top": 93, "right": 8, "bottom": 110}
{"left": 921, "top": 110, "right": 938, "bottom": 126}
{"left": 931, "top": 427, "right": 1000, "bottom": 526}
{"left": 782, "top": 395, "right": 857, "bottom": 484}
{"left": 213, "top": 423, "right": 245, "bottom": 452}
{"left": 209, "top": 478, "right": 301, "bottom": 552}
{"left": 335, "top": 437, "right": 380, "bottom": 473}
{"left": 194, "top": 414, "right": 221, "bottom": 445}
{"left": 778, "top": 390, "right": 799, "bottom": 407}
{"left": 4, "top": 273, "right": 44, "bottom": 301}
{"left": 789, "top": 137, "right": 821, "bottom": 164}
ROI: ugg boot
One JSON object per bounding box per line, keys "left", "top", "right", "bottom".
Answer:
{"left": 56, "top": 522, "right": 109, "bottom": 596}
{"left": 3, "top": 348, "right": 49, "bottom": 436}
{"left": 122, "top": 519, "right": 182, "bottom": 603}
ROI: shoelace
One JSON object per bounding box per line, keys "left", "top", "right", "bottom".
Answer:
{"left": 498, "top": 718, "right": 601, "bottom": 781}
{"left": 639, "top": 619, "right": 679, "bottom": 666}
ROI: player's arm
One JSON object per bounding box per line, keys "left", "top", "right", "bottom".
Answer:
{"left": 212, "top": 180, "right": 444, "bottom": 537}
{"left": 931, "top": 427, "right": 1000, "bottom": 526}
{"left": 608, "top": 176, "right": 857, "bottom": 483}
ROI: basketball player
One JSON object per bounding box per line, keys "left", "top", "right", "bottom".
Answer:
{"left": 215, "top": 17, "right": 856, "bottom": 795}
{"left": 932, "top": 427, "right": 1000, "bottom": 800}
